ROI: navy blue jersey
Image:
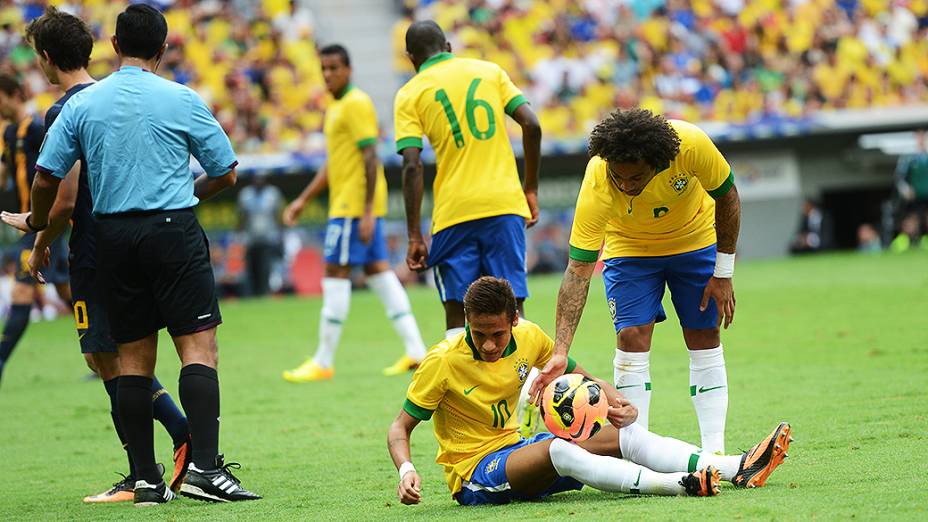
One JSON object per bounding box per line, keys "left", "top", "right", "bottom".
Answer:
{"left": 2, "top": 115, "right": 44, "bottom": 213}
{"left": 46, "top": 82, "right": 94, "bottom": 271}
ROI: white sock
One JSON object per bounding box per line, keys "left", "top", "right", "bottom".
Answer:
{"left": 689, "top": 345, "right": 728, "bottom": 453}
{"left": 367, "top": 271, "right": 427, "bottom": 361}
{"left": 549, "top": 438, "right": 686, "bottom": 496}
{"left": 312, "top": 278, "right": 351, "bottom": 368}
{"left": 614, "top": 350, "right": 651, "bottom": 429}
{"left": 445, "top": 327, "right": 465, "bottom": 340}
{"left": 620, "top": 423, "right": 741, "bottom": 481}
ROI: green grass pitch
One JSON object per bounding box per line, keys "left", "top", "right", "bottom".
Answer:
{"left": 1, "top": 251, "right": 926, "bottom": 520}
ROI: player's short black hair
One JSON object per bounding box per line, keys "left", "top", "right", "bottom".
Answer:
{"left": 464, "top": 277, "right": 517, "bottom": 322}
{"left": 25, "top": 7, "right": 93, "bottom": 72}
{"left": 0, "top": 73, "right": 23, "bottom": 97}
{"left": 319, "top": 44, "right": 350, "bottom": 67}
{"left": 115, "top": 3, "right": 168, "bottom": 60}
{"left": 405, "top": 21, "right": 446, "bottom": 62}
{"left": 588, "top": 109, "right": 681, "bottom": 169}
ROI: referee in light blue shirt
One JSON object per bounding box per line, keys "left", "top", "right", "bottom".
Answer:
{"left": 27, "top": 4, "right": 259, "bottom": 506}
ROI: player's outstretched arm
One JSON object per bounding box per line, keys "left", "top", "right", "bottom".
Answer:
{"left": 510, "top": 104, "right": 541, "bottom": 227}
{"left": 388, "top": 410, "right": 423, "bottom": 505}
{"left": 701, "top": 185, "right": 741, "bottom": 329}
{"left": 283, "top": 162, "right": 328, "bottom": 226}
{"left": 401, "top": 147, "right": 428, "bottom": 271}
{"left": 530, "top": 258, "right": 597, "bottom": 402}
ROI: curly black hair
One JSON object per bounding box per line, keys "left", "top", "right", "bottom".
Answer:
{"left": 587, "top": 109, "right": 681, "bottom": 168}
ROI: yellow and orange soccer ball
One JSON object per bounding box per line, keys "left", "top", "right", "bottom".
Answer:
{"left": 541, "top": 374, "right": 609, "bottom": 441}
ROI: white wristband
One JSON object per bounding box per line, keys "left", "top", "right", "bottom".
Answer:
{"left": 713, "top": 252, "right": 736, "bottom": 278}
{"left": 399, "top": 461, "right": 416, "bottom": 479}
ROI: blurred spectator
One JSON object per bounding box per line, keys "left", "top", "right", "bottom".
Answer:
{"left": 237, "top": 172, "right": 284, "bottom": 296}
{"left": 894, "top": 129, "right": 928, "bottom": 220}
{"left": 790, "top": 199, "right": 830, "bottom": 254}
{"left": 856, "top": 223, "right": 882, "bottom": 254}
{"left": 890, "top": 212, "right": 927, "bottom": 253}
{"left": 407, "top": 0, "right": 928, "bottom": 141}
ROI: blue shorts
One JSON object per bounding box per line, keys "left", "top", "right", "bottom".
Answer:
{"left": 454, "top": 433, "right": 583, "bottom": 506}
{"left": 602, "top": 244, "right": 718, "bottom": 332}
{"left": 323, "top": 217, "right": 387, "bottom": 267}
{"left": 428, "top": 214, "right": 527, "bottom": 303}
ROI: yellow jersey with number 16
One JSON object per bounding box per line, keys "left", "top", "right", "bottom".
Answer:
{"left": 394, "top": 53, "right": 531, "bottom": 234}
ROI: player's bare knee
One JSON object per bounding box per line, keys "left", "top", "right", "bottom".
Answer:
{"left": 618, "top": 325, "right": 652, "bottom": 352}
{"left": 83, "top": 353, "right": 98, "bottom": 374}
{"left": 92, "top": 352, "right": 121, "bottom": 380}
{"left": 325, "top": 263, "right": 352, "bottom": 279}
{"left": 444, "top": 301, "right": 466, "bottom": 329}
{"left": 682, "top": 327, "right": 720, "bottom": 349}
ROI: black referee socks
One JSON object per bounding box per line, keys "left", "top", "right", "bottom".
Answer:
{"left": 179, "top": 364, "right": 221, "bottom": 470}
{"left": 117, "top": 375, "right": 161, "bottom": 484}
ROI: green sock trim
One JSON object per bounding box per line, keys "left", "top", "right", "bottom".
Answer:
{"left": 687, "top": 453, "right": 700, "bottom": 473}
{"left": 689, "top": 385, "right": 697, "bottom": 397}
{"left": 645, "top": 382, "right": 651, "bottom": 391}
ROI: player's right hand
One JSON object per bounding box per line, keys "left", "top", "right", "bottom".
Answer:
{"left": 398, "top": 471, "right": 422, "bottom": 505}
{"left": 27, "top": 246, "right": 50, "bottom": 284}
{"left": 282, "top": 201, "right": 304, "bottom": 227}
{"left": 406, "top": 239, "right": 429, "bottom": 272}
{"left": 530, "top": 352, "right": 567, "bottom": 405}
{"left": 524, "top": 189, "right": 539, "bottom": 228}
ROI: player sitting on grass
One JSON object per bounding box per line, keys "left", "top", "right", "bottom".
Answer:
{"left": 387, "top": 276, "right": 791, "bottom": 505}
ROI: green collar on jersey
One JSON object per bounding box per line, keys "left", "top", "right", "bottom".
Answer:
{"left": 334, "top": 83, "right": 355, "bottom": 100}
{"left": 418, "top": 52, "right": 454, "bottom": 73}
{"left": 464, "top": 324, "right": 517, "bottom": 360}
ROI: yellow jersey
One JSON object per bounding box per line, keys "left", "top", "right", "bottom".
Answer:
{"left": 394, "top": 53, "right": 531, "bottom": 234}
{"left": 324, "top": 85, "right": 388, "bottom": 218}
{"left": 403, "top": 320, "right": 577, "bottom": 495}
{"left": 569, "top": 120, "right": 734, "bottom": 259}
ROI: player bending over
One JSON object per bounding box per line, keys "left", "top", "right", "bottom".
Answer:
{"left": 388, "top": 276, "right": 790, "bottom": 505}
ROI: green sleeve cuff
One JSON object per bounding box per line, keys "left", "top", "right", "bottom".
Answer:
{"left": 565, "top": 356, "right": 577, "bottom": 373}
{"left": 504, "top": 95, "right": 528, "bottom": 116}
{"left": 396, "top": 136, "right": 423, "bottom": 154}
{"left": 707, "top": 171, "right": 735, "bottom": 199}
{"left": 403, "top": 398, "right": 433, "bottom": 421}
{"left": 356, "top": 137, "right": 377, "bottom": 148}
{"left": 568, "top": 244, "right": 599, "bottom": 263}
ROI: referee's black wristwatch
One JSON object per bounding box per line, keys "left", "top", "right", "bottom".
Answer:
{"left": 25, "top": 214, "right": 47, "bottom": 232}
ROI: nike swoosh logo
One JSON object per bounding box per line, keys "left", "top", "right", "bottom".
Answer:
{"left": 633, "top": 469, "right": 642, "bottom": 487}
{"left": 464, "top": 385, "right": 479, "bottom": 396}
{"left": 79, "top": 333, "right": 86, "bottom": 340}
{"left": 698, "top": 385, "right": 726, "bottom": 393}
{"left": 615, "top": 384, "right": 640, "bottom": 390}
{"left": 569, "top": 413, "right": 588, "bottom": 439}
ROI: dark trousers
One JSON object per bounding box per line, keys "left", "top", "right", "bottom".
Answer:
{"left": 245, "top": 241, "right": 279, "bottom": 297}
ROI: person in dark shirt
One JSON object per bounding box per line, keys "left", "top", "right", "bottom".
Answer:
{"left": 0, "top": 72, "right": 71, "bottom": 385}
{"left": 0, "top": 7, "right": 191, "bottom": 503}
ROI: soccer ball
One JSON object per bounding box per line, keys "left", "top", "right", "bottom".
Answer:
{"left": 540, "top": 374, "right": 609, "bottom": 441}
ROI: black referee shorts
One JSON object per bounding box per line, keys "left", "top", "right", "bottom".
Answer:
{"left": 95, "top": 208, "right": 222, "bottom": 344}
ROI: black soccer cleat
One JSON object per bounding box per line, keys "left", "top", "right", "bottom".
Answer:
{"left": 679, "top": 465, "right": 721, "bottom": 497}
{"left": 133, "top": 479, "right": 176, "bottom": 507}
{"left": 180, "top": 455, "right": 262, "bottom": 502}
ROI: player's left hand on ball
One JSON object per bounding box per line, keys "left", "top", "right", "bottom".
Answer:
{"left": 0, "top": 211, "right": 32, "bottom": 233}
{"left": 398, "top": 471, "right": 422, "bottom": 505}
{"left": 524, "top": 189, "right": 539, "bottom": 228}
{"left": 700, "top": 276, "right": 736, "bottom": 329}
{"left": 607, "top": 402, "right": 638, "bottom": 429}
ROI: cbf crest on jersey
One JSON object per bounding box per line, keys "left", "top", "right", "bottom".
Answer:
{"left": 669, "top": 172, "right": 688, "bottom": 194}
{"left": 515, "top": 357, "right": 529, "bottom": 384}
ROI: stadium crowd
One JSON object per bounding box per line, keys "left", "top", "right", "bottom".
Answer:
{"left": 403, "top": 0, "right": 928, "bottom": 140}
{"left": 0, "top": 0, "right": 325, "bottom": 155}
